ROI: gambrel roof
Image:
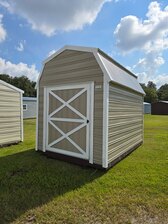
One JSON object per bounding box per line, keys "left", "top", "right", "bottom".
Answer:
{"left": 36, "top": 45, "right": 145, "bottom": 95}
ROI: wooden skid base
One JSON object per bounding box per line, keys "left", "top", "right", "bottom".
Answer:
{"left": 37, "top": 142, "right": 142, "bottom": 170}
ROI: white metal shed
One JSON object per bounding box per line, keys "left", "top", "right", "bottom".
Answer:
{"left": 36, "top": 45, "right": 145, "bottom": 169}
{"left": 23, "top": 97, "right": 37, "bottom": 119}
{"left": 0, "top": 79, "right": 24, "bottom": 146}
{"left": 143, "top": 102, "right": 151, "bottom": 114}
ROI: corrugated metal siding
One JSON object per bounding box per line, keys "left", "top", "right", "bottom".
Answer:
{"left": 38, "top": 50, "right": 104, "bottom": 165}
{"left": 151, "top": 102, "right": 168, "bottom": 115}
{"left": 23, "top": 101, "right": 36, "bottom": 118}
{"left": 0, "top": 82, "right": 22, "bottom": 145}
{"left": 144, "top": 103, "right": 151, "bottom": 114}
{"left": 108, "top": 83, "right": 143, "bottom": 163}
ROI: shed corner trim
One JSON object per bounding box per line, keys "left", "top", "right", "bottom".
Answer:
{"left": 93, "top": 52, "right": 111, "bottom": 82}
{"left": 20, "top": 92, "right": 24, "bottom": 142}
{"left": 35, "top": 85, "right": 39, "bottom": 151}
{"left": 102, "top": 76, "right": 109, "bottom": 168}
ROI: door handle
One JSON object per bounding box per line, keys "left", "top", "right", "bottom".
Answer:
{"left": 87, "top": 120, "right": 89, "bottom": 124}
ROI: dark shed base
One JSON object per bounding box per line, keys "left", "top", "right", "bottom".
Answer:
{"left": 0, "top": 141, "right": 20, "bottom": 148}
{"left": 38, "top": 141, "right": 143, "bottom": 170}
{"left": 45, "top": 151, "right": 104, "bottom": 170}
{"left": 107, "top": 141, "right": 143, "bottom": 169}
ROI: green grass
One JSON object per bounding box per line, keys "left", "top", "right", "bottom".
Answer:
{"left": 0, "top": 116, "right": 168, "bottom": 224}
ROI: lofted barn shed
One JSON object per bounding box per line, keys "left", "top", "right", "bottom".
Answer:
{"left": 36, "top": 46, "right": 145, "bottom": 169}
{"left": 0, "top": 79, "right": 24, "bottom": 146}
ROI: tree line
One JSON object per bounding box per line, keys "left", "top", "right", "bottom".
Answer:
{"left": 0, "top": 74, "right": 36, "bottom": 97}
{"left": 140, "top": 81, "right": 168, "bottom": 103}
{"left": 0, "top": 74, "right": 167, "bottom": 102}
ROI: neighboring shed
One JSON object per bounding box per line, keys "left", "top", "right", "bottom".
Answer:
{"left": 143, "top": 102, "right": 151, "bottom": 114}
{"left": 36, "top": 45, "right": 145, "bottom": 169}
{"left": 23, "top": 97, "right": 37, "bottom": 119}
{"left": 151, "top": 101, "right": 168, "bottom": 115}
{"left": 0, "top": 79, "right": 24, "bottom": 146}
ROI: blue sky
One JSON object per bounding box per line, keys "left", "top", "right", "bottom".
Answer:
{"left": 0, "top": 0, "right": 168, "bottom": 87}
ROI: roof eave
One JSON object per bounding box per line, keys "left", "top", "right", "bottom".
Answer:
{"left": 44, "top": 45, "right": 98, "bottom": 64}
{"left": 109, "top": 80, "right": 145, "bottom": 96}
{"left": 0, "top": 79, "right": 24, "bottom": 93}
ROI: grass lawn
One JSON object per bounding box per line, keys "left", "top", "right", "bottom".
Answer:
{"left": 0, "top": 116, "right": 168, "bottom": 224}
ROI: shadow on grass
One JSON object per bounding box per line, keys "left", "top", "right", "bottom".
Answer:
{"left": 0, "top": 149, "right": 103, "bottom": 223}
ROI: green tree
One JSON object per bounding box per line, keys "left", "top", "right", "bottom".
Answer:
{"left": 147, "top": 81, "right": 157, "bottom": 90}
{"left": 0, "top": 74, "right": 13, "bottom": 84}
{"left": 144, "top": 87, "right": 158, "bottom": 103}
{"left": 157, "top": 84, "right": 168, "bottom": 101}
{"left": 0, "top": 74, "right": 36, "bottom": 97}
{"left": 140, "top": 81, "right": 158, "bottom": 103}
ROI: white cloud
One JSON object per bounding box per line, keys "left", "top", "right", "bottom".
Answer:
{"left": 15, "top": 40, "right": 26, "bottom": 52}
{"left": 0, "top": 14, "right": 6, "bottom": 42}
{"left": 1, "top": 0, "right": 111, "bottom": 36}
{"left": 137, "top": 72, "right": 149, "bottom": 84}
{"left": 137, "top": 72, "right": 168, "bottom": 88}
{"left": 0, "top": 0, "right": 10, "bottom": 10}
{"left": 154, "top": 74, "right": 168, "bottom": 87}
{"left": 133, "top": 50, "right": 167, "bottom": 87}
{"left": 0, "top": 58, "right": 39, "bottom": 81}
{"left": 114, "top": 1, "right": 168, "bottom": 87}
{"left": 114, "top": 1, "right": 168, "bottom": 52}
{"left": 154, "top": 56, "right": 165, "bottom": 66}
{"left": 134, "top": 51, "right": 165, "bottom": 74}
{"left": 16, "top": 42, "right": 24, "bottom": 51}
{"left": 48, "top": 49, "right": 56, "bottom": 57}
